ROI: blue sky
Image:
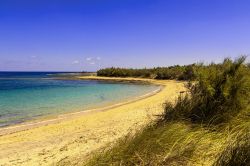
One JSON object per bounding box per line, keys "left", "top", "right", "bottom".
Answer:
{"left": 0, "top": 0, "right": 250, "bottom": 71}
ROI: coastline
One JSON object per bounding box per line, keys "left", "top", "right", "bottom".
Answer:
{"left": 0, "top": 84, "right": 162, "bottom": 136}
{"left": 0, "top": 77, "right": 186, "bottom": 165}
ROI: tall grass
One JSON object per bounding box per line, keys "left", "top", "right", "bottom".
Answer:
{"left": 163, "top": 56, "right": 250, "bottom": 124}
{"left": 214, "top": 132, "right": 250, "bottom": 166}
{"left": 86, "top": 122, "right": 221, "bottom": 165}
{"left": 85, "top": 57, "right": 250, "bottom": 166}
{"left": 213, "top": 107, "right": 250, "bottom": 166}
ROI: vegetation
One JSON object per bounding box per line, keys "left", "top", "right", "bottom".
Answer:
{"left": 214, "top": 132, "right": 250, "bottom": 166}
{"left": 87, "top": 57, "right": 250, "bottom": 166}
{"left": 97, "top": 64, "right": 197, "bottom": 80}
{"left": 163, "top": 57, "right": 250, "bottom": 124}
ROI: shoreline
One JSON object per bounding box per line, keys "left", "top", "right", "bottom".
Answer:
{"left": 0, "top": 84, "right": 162, "bottom": 136}
{"left": 0, "top": 76, "right": 186, "bottom": 165}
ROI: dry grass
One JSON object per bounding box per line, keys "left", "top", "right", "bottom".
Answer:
{"left": 86, "top": 109, "right": 249, "bottom": 166}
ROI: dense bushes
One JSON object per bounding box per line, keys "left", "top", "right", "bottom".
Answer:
{"left": 97, "top": 68, "right": 154, "bottom": 78}
{"left": 97, "top": 65, "right": 196, "bottom": 80}
{"left": 163, "top": 56, "right": 250, "bottom": 124}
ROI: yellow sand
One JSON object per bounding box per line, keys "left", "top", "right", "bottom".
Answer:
{"left": 0, "top": 77, "right": 186, "bottom": 166}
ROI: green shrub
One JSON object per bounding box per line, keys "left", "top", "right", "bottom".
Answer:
{"left": 163, "top": 56, "right": 250, "bottom": 124}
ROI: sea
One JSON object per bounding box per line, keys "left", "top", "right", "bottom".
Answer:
{"left": 0, "top": 72, "right": 159, "bottom": 127}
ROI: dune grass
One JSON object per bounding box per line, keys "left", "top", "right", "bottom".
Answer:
{"left": 86, "top": 57, "right": 250, "bottom": 166}
{"left": 86, "top": 113, "right": 249, "bottom": 166}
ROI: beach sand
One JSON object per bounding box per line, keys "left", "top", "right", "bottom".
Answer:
{"left": 0, "top": 77, "right": 186, "bottom": 166}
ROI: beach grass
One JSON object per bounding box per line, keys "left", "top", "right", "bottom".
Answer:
{"left": 86, "top": 108, "right": 249, "bottom": 165}
{"left": 86, "top": 57, "right": 250, "bottom": 166}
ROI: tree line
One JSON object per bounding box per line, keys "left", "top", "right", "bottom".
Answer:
{"left": 97, "top": 64, "right": 197, "bottom": 80}
{"left": 97, "top": 59, "right": 250, "bottom": 81}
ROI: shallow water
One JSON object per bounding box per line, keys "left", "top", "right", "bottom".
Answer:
{"left": 0, "top": 72, "right": 159, "bottom": 127}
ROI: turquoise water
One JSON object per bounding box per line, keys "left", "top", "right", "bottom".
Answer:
{"left": 0, "top": 72, "right": 159, "bottom": 127}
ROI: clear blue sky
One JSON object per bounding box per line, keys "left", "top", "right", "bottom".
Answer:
{"left": 0, "top": 0, "right": 250, "bottom": 71}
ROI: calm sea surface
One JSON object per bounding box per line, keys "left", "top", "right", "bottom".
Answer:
{"left": 0, "top": 72, "right": 159, "bottom": 127}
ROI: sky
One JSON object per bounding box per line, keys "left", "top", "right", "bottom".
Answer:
{"left": 0, "top": 0, "right": 250, "bottom": 71}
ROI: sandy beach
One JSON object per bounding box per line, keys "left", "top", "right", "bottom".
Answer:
{"left": 0, "top": 77, "right": 185, "bottom": 166}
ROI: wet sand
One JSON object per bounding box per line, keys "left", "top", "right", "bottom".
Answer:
{"left": 0, "top": 77, "right": 186, "bottom": 166}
